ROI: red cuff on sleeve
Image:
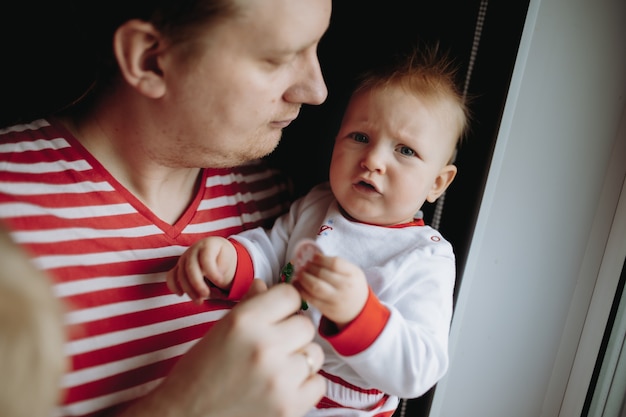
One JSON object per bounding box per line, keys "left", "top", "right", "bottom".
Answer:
{"left": 319, "top": 287, "right": 390, "bottom": 356}
{"left": 226, "top": 239, "right": 254, "bottom": 300}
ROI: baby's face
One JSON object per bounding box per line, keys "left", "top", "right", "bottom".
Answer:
{"left": 329, "top": 85, "right": 458, "bottom": 226}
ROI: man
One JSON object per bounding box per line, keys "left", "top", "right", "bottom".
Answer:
{"left": 0, "top": 0, "right": 332, "bottom": 416}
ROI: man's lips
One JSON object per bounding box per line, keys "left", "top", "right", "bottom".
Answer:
{"left": 271, "top": 118, "right": 296, "bottom": 129}
{"left": 272, "top": 109, "right": 300, "bottom": 129}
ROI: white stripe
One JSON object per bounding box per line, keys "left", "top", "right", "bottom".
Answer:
{"left": 53, "top": 378, "right": 163, "bottom": 417}
{"left": 204, "top": 168, "right": 279, "bottom": 187}
{"left": 0, "top": 137, "right": 69, "bottom": 152}
{"left": 254, "top": 186, "right": 287, "bottom": 200}
{"left": 325, "top": 377, "right": 386, "bottom": 408}
{"left": 198, "top": 184, "right": 285, "bottom": 211}
{"left": 239, "top": 169, "right": 280, "bottom": 182}
{"left": 0, "top": 119, "right": 51, "bottom": 135}
{"left": 13, "top": 224, "right": 163, "bottom": 244}
{"left": 54, "top": 273, "right": 166, "bottom": 297}
{"left": 183, "top": 214, "right": 257, "bottom": 233}
{"left": 2, "top": 159, "right": 91, "bottom": 173}
{"left": 33, "top": 245, "right": 187, "bottom": 270}
{"left": 0, "top": 201, "right": 135, "bottom": 219}
{"left": 65, "top": 309, "right": 228, "bottom": 354}
{"left": 0, "top": 180, "right": 113, "bottom": 195}
{"left": 198, "top": 194, "right": 244, "bottom": 210}
{"left": 64, "top": 293, "right": 189, "bottom": 326}
{"left": 62, "top": 340, "right": 196, "bottom": 388}
{"left": 185, "top": 207, "right": 283, "bottom": 234}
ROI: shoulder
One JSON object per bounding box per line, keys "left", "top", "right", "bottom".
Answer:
{"left": 408, "top": 225, "right": 455, "bottom": 260}
{"left": 202, "top": 160, "right": 294, "bottom": 228}
{"left": 0, "top": 119, "right": 57, "bottom": 143}
{"left": 296, "top": 182, "right": 334, "bottom": 208}
{"left": 207, "top": 159, "right": 290, "bottom": 186}
{"left": 305, "top": 181, "right": 332, "bottom": 197}
{"left": 279, "top": 182, "right": 334, "bottom": 224}
{"left": 0, "top": 119, "right": 79, "bottom": 161}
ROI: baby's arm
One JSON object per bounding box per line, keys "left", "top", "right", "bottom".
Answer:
{"left": 166, "top": 236, "right": 237, "bottom": 305}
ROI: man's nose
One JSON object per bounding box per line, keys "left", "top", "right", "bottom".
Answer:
{"left": 284, "top": 50, "right": 328, "bottom": 105}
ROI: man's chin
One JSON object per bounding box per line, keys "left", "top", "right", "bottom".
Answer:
{"left": 253, "top": 133, "right": 283, "bottom": 157}
{"left": 218, "top": 147, "right": 282, "bottom": 169}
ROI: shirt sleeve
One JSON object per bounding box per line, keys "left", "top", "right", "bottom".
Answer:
{"left": 319, "top": 287, "right": 390, "bottom": 356}
{"left": 226, "top": 238, "right": 255, "bottom": 300}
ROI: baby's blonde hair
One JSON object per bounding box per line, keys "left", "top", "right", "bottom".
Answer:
{"left": 354, "top": 43, "right": 471, "bottom": 149}
{"left": 0, "top": 227, "right": 66, "bottom": 417}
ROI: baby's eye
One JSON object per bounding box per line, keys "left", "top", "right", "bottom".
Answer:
{"left": 350, "top": 132, "right": 369, "bottom": 143}
{"left": 398, "top": 146, "right": 416, "bottom": 157}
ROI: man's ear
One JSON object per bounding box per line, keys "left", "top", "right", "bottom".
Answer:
{"left": 113, "top": 19, "right": 167, "bottom": 99}
{"left": 426, "top": 164, "right": 458, "bottom": 203}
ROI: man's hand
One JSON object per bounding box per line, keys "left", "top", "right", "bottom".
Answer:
{"left": 118, "top": 282, "right": 325, "bottom": 417}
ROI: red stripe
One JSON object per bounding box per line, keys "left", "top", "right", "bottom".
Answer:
{"left": 62, "top": 281, "right": 173, "bottom": 311}
{"left": 43, "top": 258, "right": 178, "bottom": 284}
{"left": 64, "top": 356, "right": 179, "bottom": 404}
{"left": 65, "top": 296, "right": 233, "bottom": 340}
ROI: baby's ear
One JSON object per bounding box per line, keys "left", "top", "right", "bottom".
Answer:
{"left": 426, "top": 164, "right": 457, "bottom": 203}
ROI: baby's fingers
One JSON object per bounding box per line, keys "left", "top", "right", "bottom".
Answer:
{"left": 166, "top": 262, "right": 206, "bottom": 304}
{"left": 165, "top": 265, "right": 184, "bottom": 296}
{"left": 181, "top": 260, "right": 212, "bottom": 304}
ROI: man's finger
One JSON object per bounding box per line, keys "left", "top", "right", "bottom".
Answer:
{"left": 236, "top": 282, "right": 303, "bottom": 323}
{"left": 241, "top": 279, "right": 268, "bottom": 301}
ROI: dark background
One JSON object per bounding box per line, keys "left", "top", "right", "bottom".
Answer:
{"left": 0, "top": 1, "right": 530, "bottom": 414}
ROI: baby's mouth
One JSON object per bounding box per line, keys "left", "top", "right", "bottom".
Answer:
{"left": 358, "top": 181, "right": 375, "bottom": 190}
{"left": 354, "top": 180, "right": 379, "bottom": 194}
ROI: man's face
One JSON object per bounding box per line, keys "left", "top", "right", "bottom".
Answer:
{"left": 156, "top": 0, "right": 331, "bottom": 168}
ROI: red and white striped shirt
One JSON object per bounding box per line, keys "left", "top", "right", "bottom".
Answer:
{"left": 0, "top": 119, "right": 293, "bottom": 417}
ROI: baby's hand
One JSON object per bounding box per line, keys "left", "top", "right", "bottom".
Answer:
{"left": 292, "top": 243, "right": 368, "bottom": 328}
{"left": 285, "top": 239, "right": 324, "bottom": 309}
{"left": 166, "top": 237, "right": 237, "bottom": 304}
{"left": 292, "top": 239, "right": 323, "bottom": 273}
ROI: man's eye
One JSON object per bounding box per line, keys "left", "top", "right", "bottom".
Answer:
{"left": 265, "top": 53, "right": 297, "bottom": 68}
{"left": 350, "top": 132, "right": 368, "bottom": 143}
{"left": 265, "top": 59, "right": 283, "bottom": 67}
{"left": 398, "top": 146, "right": 416, "bottom": 157}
